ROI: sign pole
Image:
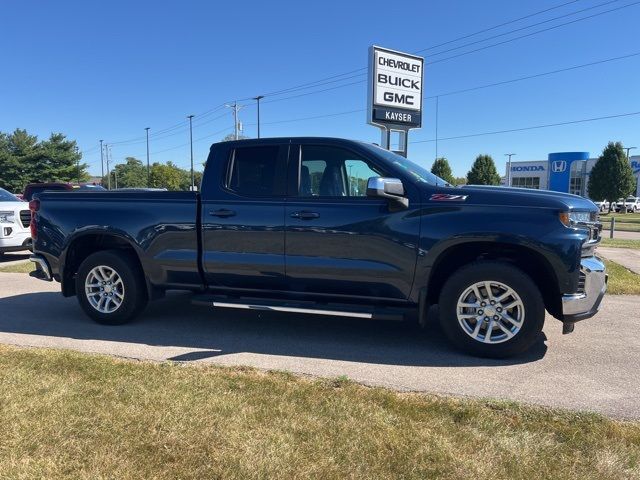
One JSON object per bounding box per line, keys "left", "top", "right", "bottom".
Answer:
{"left": 367, "top": 45, "right": 424, "bottom": 158}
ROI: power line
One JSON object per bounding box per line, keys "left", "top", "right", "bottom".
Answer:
{"left": 410, "top": 111, "right": 640, "bottom": 144}
{"left": 86, "top": 1, "right": 638, "bottom": 154}
{"left": 426, "top": 1, "right": 640, "bottom": 66}
{"left": 257, "top": 0, "right": 585, "bottom": 98}
{"left": 424, "top": 51, "right": 640, "bottom": 99}
{"left": 415, "top": 0, "right": 584, "bottom": 54}
{"left": 423, "top": 0, "right": 621, "bottom": 58}
{"left": 82, "top": 50, "right": 640, "bottom": 162}
{"left": 93, "top": 0, "right": 600, "bottom": 147}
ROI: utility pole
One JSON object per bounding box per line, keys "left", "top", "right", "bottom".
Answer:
{"left": 435, "top": 96, "right": 439, "bottom": 161}
{"left": 253, "top": 95, "right": 264, "bottom": 138}
{"left": 505, "top": 153, "right": 516, "bottom": 187}
{"left": 225, "top": 102, "right": 244, "bottom": 140}
{"left": 145, "top": 127, "right": 150, "bottom": 187}
{"left": 188, "top": 115, "right": 195, "bottom": 191}
{"left": 99, "top": 139, "right": 104, "bottom": 183}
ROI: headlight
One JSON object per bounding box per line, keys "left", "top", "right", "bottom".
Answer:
{"left": 0, "top": 211, "right": 15, "bottom": 224}
{"left": 559, "top": 211, "right": 594, "bottom": 227}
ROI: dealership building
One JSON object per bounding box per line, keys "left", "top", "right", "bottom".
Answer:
{"left": 502, "top": 152, "right": 640, "bottom": 198}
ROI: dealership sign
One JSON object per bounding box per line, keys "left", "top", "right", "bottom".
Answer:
{"left": 368, "top": 46, "right": 424, "bottom": 129}
{"left": 511, "top": 165, "right": 545, "bottom": 172}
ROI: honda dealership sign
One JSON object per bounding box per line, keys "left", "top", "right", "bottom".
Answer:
{"left": 368, "top": 46, "right": 424, "bottom": 129}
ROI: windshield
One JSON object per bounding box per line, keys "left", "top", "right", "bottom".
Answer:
{"left": 0, "top": 188, "right": 20, "bottom": 202}
{"left": 363, "top": 144, "right": 450, "bottom": 186}
{"left": 627, "top": 197, "right": 637, "bottom": 202}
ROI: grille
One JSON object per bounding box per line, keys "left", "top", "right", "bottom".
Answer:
{"left": 577, "top": 271, "right": 586, "bottom": 294}
{"left": 19, "top": 210, "right": 30, "bottom": 228}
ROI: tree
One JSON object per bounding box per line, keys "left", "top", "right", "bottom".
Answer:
{"left": 588, "top": 142, "right": 636, "bottom": 210}
{"left": 430, "top": 157, "right": 455, "bottom": 185}
{"left": 453, "top": 177, "right": 467, "bottom": 186}
{"left": 0, "top": 129, "right": 38, "bottom": 191}
{"left": 0, "top": 129, "right": 88, "bottom": 192}
{"left": 467, "top": 154, "right": 501, "bottom": 185}
{"left": 104, "top": 157, "right": 147, "bottom": 188}
{"left": 150, "top": 161, "right": 185, "bottom": 190}
{"left": 37, "top": 133, "right": 87, "bottom": 184}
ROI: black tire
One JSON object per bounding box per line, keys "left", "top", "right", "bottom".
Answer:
{"left": 438, "top": 261, "right": 545, "bottom": 358}
{"left": 76, "top": 250, "right": 148, "bottom": 325}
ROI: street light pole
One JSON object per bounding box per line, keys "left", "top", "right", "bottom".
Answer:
{"left": 253, "top": 95, "right": 264, "bottom": 138}
{"left": 435, "top": 96, "right": 439, "bottom": 161}
{"left": 504, "top": 153, "right": 516, "bottom": 187}
{"left": 99, "top": 139, "right": 104, "bottom": 183}
{"left": 625, "top": 146, "right": 637, "bottom": 161}
{"left": 106, "top": 144, "right": 111, "bottom": 190}
{"left": 188, "top": 115, "right": 195, "bottom": 191}
{"left": 145, "top": 127, "right": 150, "bottom": 187}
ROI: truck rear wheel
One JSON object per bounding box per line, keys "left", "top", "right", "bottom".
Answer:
{"left": 76, "top": 250, "right": 148, "bottom": 325}
{"left": 438, "top": 261, "right": 544, "bottom": 358}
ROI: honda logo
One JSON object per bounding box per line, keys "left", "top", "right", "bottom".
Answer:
{"left": 552, "top": 160, "right": 567, "bottom": 173}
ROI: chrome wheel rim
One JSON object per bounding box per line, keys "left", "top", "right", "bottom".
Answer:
{"left": 85, "top": 265, "right": 125, "bottom": 314}
{"left": 456, "top": 281, "right": 525, "bottom": 344}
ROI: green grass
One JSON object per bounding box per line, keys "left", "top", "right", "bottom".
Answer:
{"left": 604, "top": 260, "right": 640, "bottom": 295}
{"left": 601, "top": 238, "right": 640, "bottom": 249}
{"left": 600, "top": 212, "right": 640, "bottom": 220}
{"left": 0, "top": 260, "right": 34, "bottom": 273}
{"left": 600, "top": 222, "right": 640, "bottom": 232}
{"left": 0, "top": 345, "right": 638, "bottom": 480}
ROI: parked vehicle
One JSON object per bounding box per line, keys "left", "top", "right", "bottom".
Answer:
{"left": 593, "top": 200, "right": 610, "bottom": 213}
{"left": 0, "top": 188, "right": 32, "bottom": 256}
{"left": 29, "top": 138, "right": 607, "bottom": 358}
{"left": 23, "top": 182, "right": 105, "bottom": 201}
{"left": 622, "top": 197, "right": 640, "bottom": 213}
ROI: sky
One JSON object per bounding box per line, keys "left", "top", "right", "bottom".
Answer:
{"left": 1, "top": 0, "right": 639, "bottom": 178}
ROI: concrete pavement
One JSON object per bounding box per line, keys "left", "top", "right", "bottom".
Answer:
{"left": 598, "top": 247, "right": 640, "bottom": 274}
{"left": 608, "top": 230, "right": 640, "bottom": 240}
{"left": 0, "top": 272, "right": 639, "bottom": 419}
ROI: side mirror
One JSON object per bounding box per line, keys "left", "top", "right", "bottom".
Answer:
{"left": 366, "top": 177, "right": 409, "bottom": 209}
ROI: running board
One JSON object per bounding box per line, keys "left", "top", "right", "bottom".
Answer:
{"left": 191, "top": 295, "right": 408, "bottom": 321}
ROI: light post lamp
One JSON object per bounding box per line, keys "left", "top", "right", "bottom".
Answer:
{"left": 145, "top": 127, "right": 150, "bottom": 187}
{"left": 505, "top": 153, "right": 516, "bottom": 186}
{"left": 99, "top": 139, "right": 104, "bottom": 183}
{"left": 188, "top": 115, "right": 195, "bottom": 191}
{"left": 253, "top": 95, "right": 264, "bottom": 138}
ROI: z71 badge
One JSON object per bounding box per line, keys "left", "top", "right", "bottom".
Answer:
{"left": 429, "top": 193, "right": 468, "bottom": 201}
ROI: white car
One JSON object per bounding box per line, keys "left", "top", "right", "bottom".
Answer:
{"left": 622, "top": 196, "right": 640, "bottom": 213}
{"left": 0, "top": 188, "right": 32, "bottom": 257}
{"left": 593, "top": 200, "right": 610, "bottom": 212}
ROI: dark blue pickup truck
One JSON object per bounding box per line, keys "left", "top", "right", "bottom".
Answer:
{"left": 29, "top": 137, "right": 607, "bottom": 357}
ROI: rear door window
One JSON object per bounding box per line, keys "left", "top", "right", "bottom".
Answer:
{"left": 226, "top": 146, "right": 286, "bottom": 197}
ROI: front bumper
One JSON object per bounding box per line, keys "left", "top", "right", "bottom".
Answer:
{"left": 561, "top": 256, "right": 607, "bottom": 323}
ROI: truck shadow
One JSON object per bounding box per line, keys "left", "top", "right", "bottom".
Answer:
{"left": 0, "top": 291, "right": 547, "bottom": 367}
{"left": 0, "top": 252, "right": 30, "bottom": 264}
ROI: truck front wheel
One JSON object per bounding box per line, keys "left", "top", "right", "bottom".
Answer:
{"left": 76, "top": 250, "right": 148, "bottom": 325}
{"left": 438, "top": 261, "right": 545, "bottom": 358}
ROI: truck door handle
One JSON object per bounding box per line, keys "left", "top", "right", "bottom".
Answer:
{"left": 290, "top": 211, "right": 320, "bottom": 220}
{"left": 209, "top": 209, "right": 236, "bottom": 218}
